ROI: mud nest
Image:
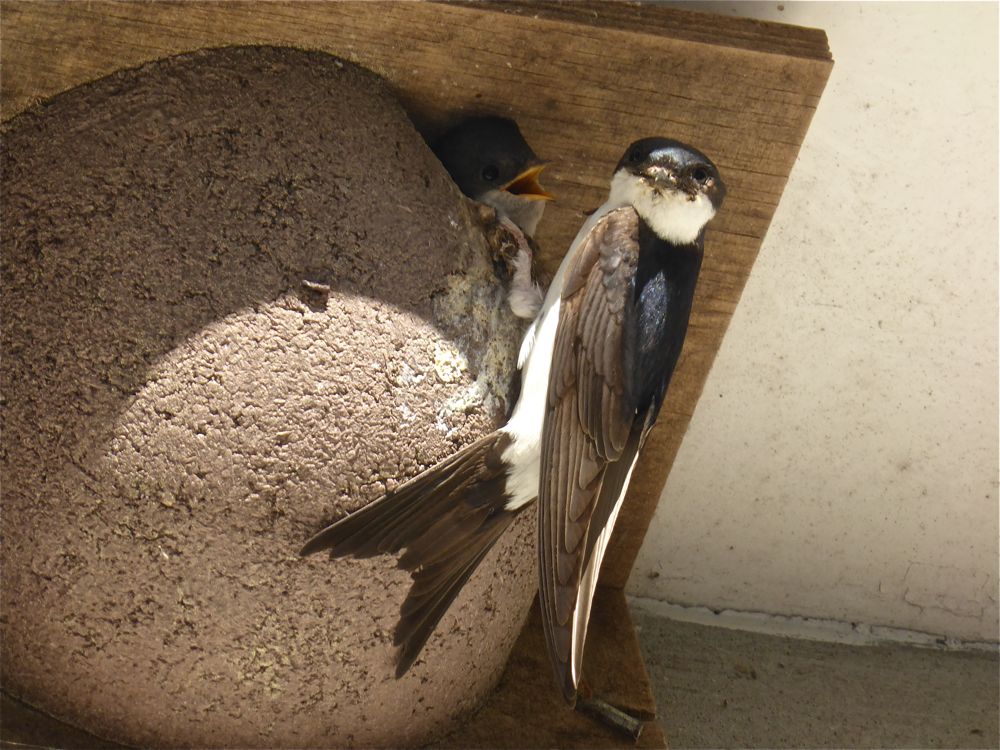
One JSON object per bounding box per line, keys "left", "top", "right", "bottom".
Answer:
{"left": 1, "top": 46, "right": 537, "bottom": 748}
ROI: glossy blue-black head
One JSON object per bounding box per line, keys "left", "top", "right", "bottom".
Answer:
{"left": 616, "top": 137, "right": 726, "bottom": 210}
{"left": 608, "top": 137, "right": 726, "bottom": 245}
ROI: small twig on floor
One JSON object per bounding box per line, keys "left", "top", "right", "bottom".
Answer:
{"left": 576, "top": 695, "right": 644, "bottom": 742}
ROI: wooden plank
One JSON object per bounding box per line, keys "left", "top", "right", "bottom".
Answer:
{"left": 1, "top": 693, "right": 121, "bottom": 750}
{"left": 435, "top": 587, "right": 667, "bottom": 749}
{"left": 0, "top": 1, "right": 832, "bottom": 589}
{"left": 466, "top": 1, "right": 832, "bottom": 60}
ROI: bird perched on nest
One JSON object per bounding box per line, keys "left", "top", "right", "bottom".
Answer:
{"left": 302, "top": 136, "right": 725, "bottom": 716}
{"left": 432, "top": 116, "right": 553, "bottom": 320}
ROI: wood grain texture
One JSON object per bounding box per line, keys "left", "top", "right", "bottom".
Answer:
{"left": 436, "top": 587, "right": 667, "bottom": 749}
{"left": 461, "top": 1, "right": 832, "bottom": 60}
{"left": 0, "top": 0, "right": 832, "bottom": 589}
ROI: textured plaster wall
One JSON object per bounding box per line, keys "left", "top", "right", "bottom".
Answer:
{"left": 630, "top": 2, "right": 999, "bottom": 642}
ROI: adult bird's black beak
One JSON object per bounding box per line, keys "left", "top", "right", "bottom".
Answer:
{"left": 645, "top": 162, "right": 713, "bottom": 199}
{"left": 502, "top": 163, "right": 555, "bottom": 201}
{"left": 644, "top": 164, "right": 679, "bottom": 190}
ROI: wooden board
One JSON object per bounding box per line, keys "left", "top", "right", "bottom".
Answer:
{"left": 456, "top": 1, "right": 832, "bottom": 61}
{"left": 436, "top": 587, "right": 668, "bottom": 749}
{"left": 0, "top": 0, "right": 831, "bottom": 588}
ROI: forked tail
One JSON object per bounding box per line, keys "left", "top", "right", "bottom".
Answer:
{"left": 300, "top": 431, "right": 518, "bottom": 676}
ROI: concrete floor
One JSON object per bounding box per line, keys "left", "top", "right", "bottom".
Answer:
{"left": 633, "top": 610, "right": 999, "bottom": 749}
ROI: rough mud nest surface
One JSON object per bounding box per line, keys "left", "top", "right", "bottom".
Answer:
{"left": 1, "top": 46, "right": 537, "bottom": 748}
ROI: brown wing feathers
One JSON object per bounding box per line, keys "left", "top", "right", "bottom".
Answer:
{"left": 303, "top": 207, "right": 645, "bottom": 689}
{"left": 394, "top": 505, "right": 512, "bottom": 676}
{"left": 538, "top": 207, "right": 642, "bottom": 702}
{"left": 300, "top": 431, "right": 515, "bottom": 675}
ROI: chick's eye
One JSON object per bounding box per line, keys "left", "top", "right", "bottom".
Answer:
{"left": 691, "top": 167, "right": 710, "bottom": 184}
{"left": 481, "top": 165, "right": 500, "bottom": 182}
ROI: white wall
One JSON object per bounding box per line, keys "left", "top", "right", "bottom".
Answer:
{"left": 629, "top": 2, "right": 999, "bottom": 643}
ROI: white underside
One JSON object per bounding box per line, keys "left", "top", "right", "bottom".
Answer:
{"left": 500, "top": 193, "right": 626, "bottom": 511}
{"left": 501, "top": 216, "right": 545, "bottom": 320}
{"left": 501, "top": 294, "right": 560, "bottom": 510}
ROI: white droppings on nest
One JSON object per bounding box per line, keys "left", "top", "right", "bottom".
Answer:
{"left": 430, "top": 210, "right": 527, "bottom": 427}
{"left": 396, "top": 403, "right": 417, "bottom": 426}
{"left": 395, "top": 361, "right": 425, "bottom": 387}
{"left": 436, "top": 379, "right": 489, "bottom": 438}
{"left": 432, "top": 341, "right": 468, "bottom": 384}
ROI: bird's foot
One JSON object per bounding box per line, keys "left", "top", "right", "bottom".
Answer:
{"left": 507, "top": 242, "right": 544, "bottom": 320}
{"left": 469, "top": 200, "right": 518, "bottom": 278}
{"left": 468, "top": 199, "right": 544, "bottom": 319}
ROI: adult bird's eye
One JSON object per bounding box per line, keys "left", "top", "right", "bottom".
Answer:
{"left": 629, "top": 149, "right": 644, "bottom": 163}
{"left": 691, "top": 167, "right": 710, "bottom": 184}
{"left": 481, "top": 165, "right": 500, "bottom": 182}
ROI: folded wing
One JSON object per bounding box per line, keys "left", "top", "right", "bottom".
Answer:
{"left": 537, "top": 207, "right": 649, "bottom": 702}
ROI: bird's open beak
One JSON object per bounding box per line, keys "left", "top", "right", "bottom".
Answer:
{"left": 502, "top": 164, "right": 554, "bottom": 201}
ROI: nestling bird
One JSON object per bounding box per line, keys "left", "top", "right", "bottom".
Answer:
{"left": 432, "top": 116, "right": 553, "bottom": 319}
{"left": 301, "top": 137, "right": 725, "bottom": 704}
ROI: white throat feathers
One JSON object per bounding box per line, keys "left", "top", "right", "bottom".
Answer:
{"left": 608, "top": 170, "right": 716, "bottom": 245}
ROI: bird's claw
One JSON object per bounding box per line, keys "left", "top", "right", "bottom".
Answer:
{"left": 468, "top": 198, "right": 544, "bottom": 319}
